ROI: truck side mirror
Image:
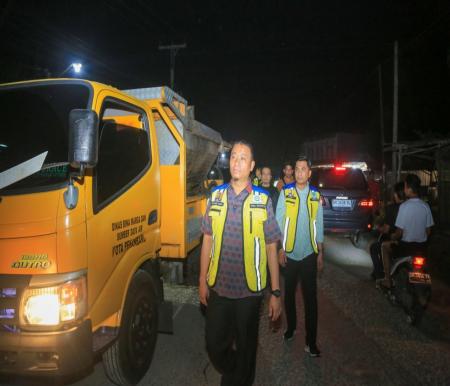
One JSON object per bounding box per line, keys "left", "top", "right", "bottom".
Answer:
{"left": 68, "top": 109, "right": 99, "bottom": 170}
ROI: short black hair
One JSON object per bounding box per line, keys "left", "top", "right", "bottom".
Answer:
{"left": 405, "top": 173, "right": 421, "bottom": 194}
{"left": 282, "top": 161, "right": 293, "bottom": 169}
{"left": 231, "top": 140, "right": 254, "bottom": 160}
{"left": 295, "top": 155, "right": 312, "bottom": 169}
{"left": 394, "top": 181, "right": 405, "bottom": 201}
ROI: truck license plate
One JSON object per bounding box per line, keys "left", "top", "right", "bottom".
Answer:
{"left": 408, "top": 272, "right": 431, "bottom": 284}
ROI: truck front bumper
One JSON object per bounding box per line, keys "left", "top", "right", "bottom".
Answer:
{"left": 0, "top": 319, "right": 92, "bottom": 377}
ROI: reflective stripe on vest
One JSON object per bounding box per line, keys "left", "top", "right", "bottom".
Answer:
{"left": 206, "top": 184, "right": 268, "bottom": 292}
{"left": 282, "top": 184, "right": 319, "bottom": 254}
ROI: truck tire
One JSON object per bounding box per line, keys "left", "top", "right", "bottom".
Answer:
{"left": 103, "top": 269, "right": 158, "bottom": 385}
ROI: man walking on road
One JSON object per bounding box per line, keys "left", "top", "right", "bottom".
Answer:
{"left": 260, "top": 166, "right": 279, "bottom": 211}
{"left": 276, "top": 156, "right": 324, "bottom": 357}
{"left": 199, "top": 140, "right": 282, "bottom": 386}
{"left": 252, "top": 167, "right": 262, "bottom": 186}
{"left": 276, "top": 161, "right": 295, "bottom": 191}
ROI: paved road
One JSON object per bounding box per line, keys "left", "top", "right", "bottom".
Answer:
{"left": 2, "top": 235, "right": 449, "bottom": 385}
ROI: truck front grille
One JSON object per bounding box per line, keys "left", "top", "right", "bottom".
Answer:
{"left": 0, "top": 275, "right": 31, "bottom": 332}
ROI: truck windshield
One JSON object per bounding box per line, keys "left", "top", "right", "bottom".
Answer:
{"left": 0, "top": 83, "right": 91, "bottom": 193}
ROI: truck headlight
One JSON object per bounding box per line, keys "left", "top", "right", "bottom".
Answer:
{"left": 21, "top": 276, "right": 87, "bottom": 327}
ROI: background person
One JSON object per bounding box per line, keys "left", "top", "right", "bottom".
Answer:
{"left": 380, "top": 174, "right": 434, "bottom": 288}
{"left": 276, "top": 161, "right": 294, "bottom": 191}
{"left": 260, "top": 166, "right": 279, "bottom": 212}
{"left": 367, "top": 170, "right": 381, "bottom": 214}
{"left": 369, "top": 181, "right": 405, "bottom": 280}
{"left": 252, "top": 167, "right": 262, "bottom": 186}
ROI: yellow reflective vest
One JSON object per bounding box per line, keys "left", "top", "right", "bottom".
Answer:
{"left": 207, "top": 183, "right": 269, "bottom": 292}
{"left": 281, "top": 183, "right": 320, "bottom": 254}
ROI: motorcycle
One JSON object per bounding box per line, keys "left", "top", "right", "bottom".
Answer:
{"left": 380, "top": 253, "right": 432, "bottom": 325}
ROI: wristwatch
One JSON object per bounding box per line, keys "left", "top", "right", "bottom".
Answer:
{"left": 271, "top": 289, "right": 281, "bottom": 298}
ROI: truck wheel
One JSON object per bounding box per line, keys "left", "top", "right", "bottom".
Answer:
{"left": 103, "top": 270, "right": 158, "bottom": 386}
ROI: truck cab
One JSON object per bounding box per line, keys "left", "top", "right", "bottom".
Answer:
{"left": 0, "top": 79, "right": 226, "bottom": 384}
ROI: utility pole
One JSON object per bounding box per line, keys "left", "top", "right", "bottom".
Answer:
{"left": 392, "top": 40, "right": 399, "bottom": 185}
{"left": 158, "top": 43, "right": 186, "bottom": 90}
{"left": 378, "top": 64, "right": 386, "bottom": 201}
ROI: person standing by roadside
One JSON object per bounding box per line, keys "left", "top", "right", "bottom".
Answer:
{"left": 276, "top": 161, "right": 294, "bottom": 191}
{"left": 199, "top": 140, "right": 282, "bottom": 386}
{"left": 260, "top": 166, "right": 279, "bottom": 212}
{"left": 276, "top": 156, "right": 324, "bottom": 357}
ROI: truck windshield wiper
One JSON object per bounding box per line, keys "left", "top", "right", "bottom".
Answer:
{"left": 41, "top": 162, "right": 69, "bottom": 170}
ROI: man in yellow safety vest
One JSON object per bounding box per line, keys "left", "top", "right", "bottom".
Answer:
{"left": 199, "top": 140, "right": 282, "bottom": 385}
{"left": 276, "top": 155, "right": 324, "bottom": 357}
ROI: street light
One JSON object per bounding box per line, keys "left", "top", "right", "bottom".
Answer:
{"left": 59, "top": 62, "right": 83, "bottom": 77}
{"left": 72, "top": 63, "right": 82, "bottom": 73}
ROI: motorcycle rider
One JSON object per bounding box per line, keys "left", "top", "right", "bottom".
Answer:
{"left": 369, "top": 181, "right": 405, "bottom": 280}
{"left": 379, "top": 174, "right": 434, "bottom": 288}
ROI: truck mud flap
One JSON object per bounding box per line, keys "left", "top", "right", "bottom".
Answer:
{"left": 158, "top": 300, "right": 174, "bottom": 334}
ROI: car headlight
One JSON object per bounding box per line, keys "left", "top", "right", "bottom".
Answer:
{"left": 21, "top": 276, "right": 87, "bottom": 327}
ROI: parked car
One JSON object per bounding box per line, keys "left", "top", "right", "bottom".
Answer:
{"left": 311, "top": 165, "right": 373, "bottom": 244}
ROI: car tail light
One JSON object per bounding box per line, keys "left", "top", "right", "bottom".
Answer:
{"left": 359, "top": 199, "right": 374, "bottom": 207}
{"left": 412, "top": 256, "right": 425, "bottom": 269}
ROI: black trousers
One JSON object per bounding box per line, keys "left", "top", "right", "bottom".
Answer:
{"left": 205, "top": 290, "right": 263, "bottom": 386}
{"left": 370, "top": 233, "right": 391, "bottom": 278}
{"left": 394, "top": 241, "right": 427, "bottom": 258}
{"left": 370, "top": 240, "right": 385, "bottom": 279}
{"left": 284, "top": 253, "right": 318, "bottom": 346}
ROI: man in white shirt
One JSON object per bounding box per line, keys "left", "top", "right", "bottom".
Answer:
{"left": 380, "top": 174, "right": 434, "bottom": 288}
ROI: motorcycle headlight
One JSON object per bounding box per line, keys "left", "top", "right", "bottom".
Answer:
{"left": 21, "top": 276, "right": 87, "bottom": 327}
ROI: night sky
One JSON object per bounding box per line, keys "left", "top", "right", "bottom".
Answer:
{"left": 1, "top": 0, "right": 449, "bottom": 167}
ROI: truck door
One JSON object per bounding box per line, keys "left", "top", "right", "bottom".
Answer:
{"left": 86, "top": 93, "right": 159, "bottom": 326}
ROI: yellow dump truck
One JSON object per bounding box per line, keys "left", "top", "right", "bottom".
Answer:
{"left": 0, "top": 79, "right": 228, "bottom": 384}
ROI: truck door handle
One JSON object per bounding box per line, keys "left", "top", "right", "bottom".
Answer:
{"left": 148, "top": 210, "right": 158, "bottom": 225}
